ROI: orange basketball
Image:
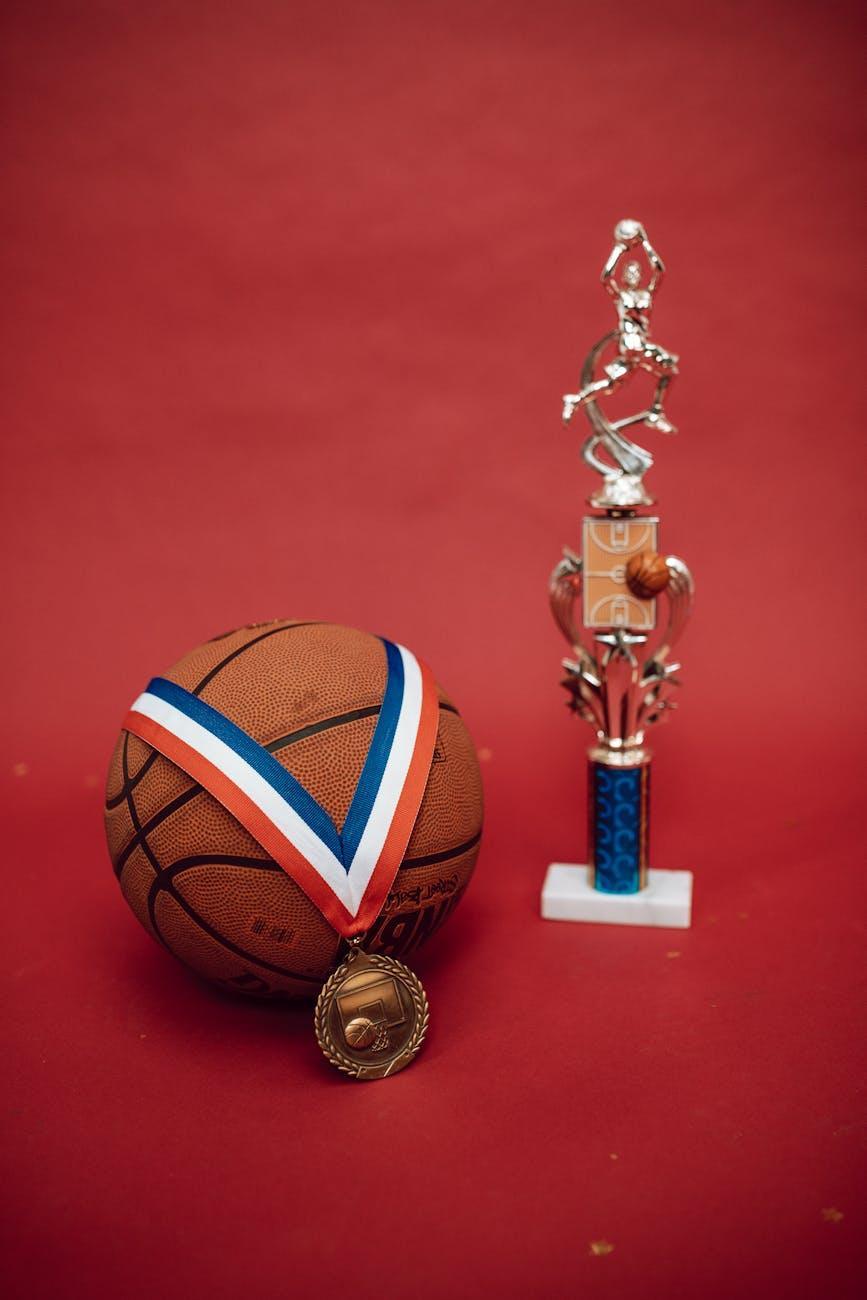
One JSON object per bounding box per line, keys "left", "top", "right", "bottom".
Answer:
{"left": 625, "top": 550, "right": 670, "bottom": 601}
{"left": 104, "top": 622, "right": 483, "bottom": 998}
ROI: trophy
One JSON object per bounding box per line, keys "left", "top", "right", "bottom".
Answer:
{"left": 541, "top": 219, "right": 695, "bottom": 928}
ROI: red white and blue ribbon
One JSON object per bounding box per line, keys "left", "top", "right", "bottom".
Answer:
{"left": 123, "top": 639, "right": 439, "bottom": 936}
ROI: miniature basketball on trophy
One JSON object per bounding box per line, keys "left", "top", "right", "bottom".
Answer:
{"left": 614, "top": 218, "right": 642, "bottom": 245}
{"left": 105, "top": 622, "right": 483, "bottom": 1006}
{"left": 626, "top": 550, "right": 670, "bottom": 600}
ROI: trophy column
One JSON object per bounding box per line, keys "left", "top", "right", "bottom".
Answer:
{"left": 587, "top": 749, "right": 650, "bottom": 894}
{"left": 540, "top": 220, "right": 694, "bottom": 929}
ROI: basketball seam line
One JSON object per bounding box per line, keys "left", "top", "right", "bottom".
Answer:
{"left": 113, "top": 785, "right": 201, "bottom": 877}
{"left": 265, "top": 705, "right": 380, "bottom": 752}
{"left": 106, "top": 622, "right": 316, "bottom": 809}
{"left": 146, "top": 836, "right": 479, "bottom": 986}
{"left": 150, "top": 876, "right": 324, "bottom": 983}
{"left": 191, "top": 621, "right": 318, "bottom": 695}
{"left": 121, "top": 733, "right": 166, "bottom": 885}
{"left": 122, "top": 733, "right": 177, "bottom": 953}
{"left": 105, "top": 748, "right": 158, "bottom": 808}
{"left": 161, "top": 853, "right": 273, "bottom": 876}
{"left": 111, "top": 704, "right": 380, "bottom": 875}
{"left": 155, "top": 828, "right": 483, "bottom": 886}
{"left": 401, "top": 829, "right": 482, "bottom": 869}
{"left": 106, "top": 699, "right": 461, "bottom": 810}
{"left": 138, "top": 836, "right": 480, "bottom": 988}
{"left": 111, "top": 701, "right": 459, "bottom": 874}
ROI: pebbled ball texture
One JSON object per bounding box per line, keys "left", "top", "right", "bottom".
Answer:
{"left": 625, "top": 550, "right": 670, "bottom": 601}
{"left": 105, "top": 622, "right": 483, "bottom": 999}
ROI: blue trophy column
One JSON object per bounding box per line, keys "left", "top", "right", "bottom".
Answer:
{"left": 588, "top": 758, "right": 650, "bottom": 893}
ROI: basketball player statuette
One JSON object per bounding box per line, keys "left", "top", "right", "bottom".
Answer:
{"left": 541, "top": 219, "right": 695, "bottom": 927}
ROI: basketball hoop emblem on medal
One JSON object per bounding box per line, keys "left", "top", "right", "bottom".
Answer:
{"left": 315, "top": 938, "right": 429, "bottom": 1081}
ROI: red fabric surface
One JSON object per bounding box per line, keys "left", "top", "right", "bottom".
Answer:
{"left": 2, "top": 3, "right": 864, "bottom": 1297}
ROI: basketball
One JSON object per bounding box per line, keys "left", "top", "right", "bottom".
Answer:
{"left": 104, "top": 621, "right": 483, "bottom": 999}
{"left": 625, "top": 550, "right": 670, "bottom": 601}
{"left": 614, "top": 218, "right": 642, "bottom": 245}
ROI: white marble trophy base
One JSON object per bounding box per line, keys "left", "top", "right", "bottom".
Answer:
{"left": 541, "top": 864, "right": 693, "bottom": 929}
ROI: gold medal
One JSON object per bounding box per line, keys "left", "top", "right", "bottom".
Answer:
{"left": 314, "top": 937, "right": 429, "bottom": 1081}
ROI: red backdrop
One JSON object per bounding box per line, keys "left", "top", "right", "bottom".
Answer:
{"left": 2, "top": 2, "right": 864, "bottom": 1297}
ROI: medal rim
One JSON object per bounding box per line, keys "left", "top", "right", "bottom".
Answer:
{"left": 314, "top": 949, "right": 429, "bottom": 1081}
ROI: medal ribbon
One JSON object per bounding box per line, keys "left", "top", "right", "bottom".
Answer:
{"left": 123, "top": 639, "right": 439, "bottom": 936}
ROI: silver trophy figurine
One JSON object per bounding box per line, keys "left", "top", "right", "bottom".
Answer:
{"left": 541, "top": 220, "right": 695, "bottom": 928}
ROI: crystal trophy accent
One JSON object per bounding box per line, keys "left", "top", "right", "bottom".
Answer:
{"left": 541, "top": 220, "right": 695, "bottom": 928}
